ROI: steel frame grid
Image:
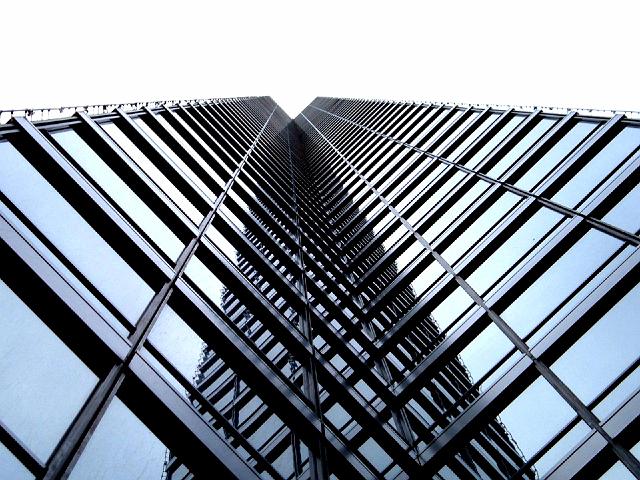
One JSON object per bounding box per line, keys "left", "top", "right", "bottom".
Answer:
{"left": 0, "top": 95, "right": 638, "bottom": 480}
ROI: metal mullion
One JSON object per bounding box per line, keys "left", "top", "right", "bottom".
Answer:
{"left": 141, "top": 344, "right": 283, "bottom": 479}
{"left": 304, "top": 111, "right": 618, "bottom": 452}
{"left": 397, "top": 104, "right": 436, "bottom": 142}
{"left": 141, "top": 107, "right": 227, "bottom": 193}
{"left": 414, "top": 106, "right": 461, "bottom": 149}
{"left": 313, "top": 106, "right": 640, "bottom": 248}
{"left": 422, "top": 107, "right": 473, "bottom": 153}
{"left": 114, "top": 108, "right": 215, "bottom": 210}
{"left": 532, "top": 114, "right": 624, "bottom": 201}
{"left": 158, "top": 106, "right": 236, "bottom": 182}
{"left": 205, "top": 99, "right": 258, "bottom": 150}
{"left": 74, "top": 111, "right": 198, "bottom": 241}
{"left": 200, "top": 103, "right": 254, "bottom": 150}
{"left": 387, "top": 105, "right": 422, "bottom": 138}
{"left": 285, "top": 127, "right": 330, "bottom": 480}
{"left": 178, "top": 105, "right": 244, "bottom": 166}
{"left": 174, "top": 282, "right": 376, "bottom": 480}
{"left": 12, "top": 117, "right": 174, "bottom": 285}
{"left": 39, "top": 104, "right": 276, "bottom": 480}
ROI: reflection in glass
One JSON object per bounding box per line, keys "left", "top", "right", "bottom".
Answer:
{"left": 102, "top": 122, "right": 204, "bottom": 225}
{"left": 0, "top": 279, "right": 97, "bottom": 461}
{"left": 0, "top": 141, "right": 155, "bottom": 324}
{"left": 0, "top": 442, "right": 33, "bottom": 480}
{"left": 500, "top": 230, "right": 621, "bottom": 339}
{"left": 69, "top": 397, "right": 166, "bottom": 480}
{"left": 552, "top": 283, "right": 640, "bottom": 408}
{"left": 552, "top": 126, "right": 640, "bottom": 207}
{"left": 601, "top": 181, "right": 640, "bottom": 234}
{"left": 53, "top": 129, "right": 184, "bottom": 262}
{"left": 515, "top": 121, "right": 598, "bottom": 191}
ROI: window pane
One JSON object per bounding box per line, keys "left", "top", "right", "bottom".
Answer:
{"left": 601, "top": 180, "right": 640, "bottom": 235}
{"left": 515, "top": 121, "right": 598, "bottom": 191}
{"left": 441, "top": 191, "right": 520, "bottom": 266}
{"left": 486, "top": 118, "right": 556, "bottom": 179}
{"left": 498, "top": 377, "right": 574, "bottom": 462}
{"left": 102, "top": 122, "right": 204, "bottom": 225}
{"left": 0, "top": 141, "right": 154, "bottom": 323}
{"left": 467, "top": 207, "right": 564, "bottom": 296}
{"left": 552, "top": 126, "right": 640, "bottom": 207}
{"left": 53, "top": 130, "right": 184, "bottom": 261}
{"left": 0, "top": 279, "right": 98, "bottom": 461}
{"left": 464, "top": 115, "right": 524, "bottom": 170}
{"left": 500, "top": 230, "right": 621, "bottom": 340}
{"left": 0, "top": 442, "right": 33, "bottom": 480}
{"left": 551, "top": 282, "right": 640, "bottom": 407}
{"left": 69, "top": 397, "right": 167, "bottom": 480}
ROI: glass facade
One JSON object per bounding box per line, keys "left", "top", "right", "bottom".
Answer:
{"left": 0, "top": 97, "right": 639, "bottom": 479}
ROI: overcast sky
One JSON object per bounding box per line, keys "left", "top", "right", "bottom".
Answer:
{"left": 1, "top": 0, "right": 638, "bottom": 118}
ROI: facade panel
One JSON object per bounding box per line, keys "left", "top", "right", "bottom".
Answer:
{"left": 0, "top": 97, "right": 639, "bottom": 479}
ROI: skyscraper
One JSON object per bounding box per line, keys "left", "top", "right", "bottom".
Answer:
{"left": 0, "top": 96, "right": 639, "bottom": 480}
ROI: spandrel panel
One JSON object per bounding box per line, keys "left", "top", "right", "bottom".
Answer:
{"left": 0, "top": 141, "right": 155, "bottom": 324}
{"left": 0, "top": 279, "right": 98, "bottom": 462}
{"left": 52, "top": 129, "right": 185, "bottom": 262}
{"left": 68, "top": 397, "right": 168, "bottom": 480}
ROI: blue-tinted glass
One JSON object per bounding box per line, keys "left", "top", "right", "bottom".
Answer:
{"left": 134, "top": 118, "right": 219, "bottom": 202}
{"left": 515, "top": 121, "right": 598, "bottom": 191}
{"left": 69, "top": 397, "right": 166, "bottom": 480}
{"left": 465, "top": 115, "right": 524, "bottom": 170}
{"left": 0, "top": 442, "right": 33, "bottom": 480}
{"left": 0, "top": 141, "right": 155, "bottom": 323}
{"left": 601, "top": 181, "right": 640, "bottom": 234}
{"left": 552, "top": 282, "right": 640, "bottom": 408}
{"left": 500, "top": 230, "right": 621, "bottom": 339}
{"left": 431, "top": 285, "right": 474, "bottom": 332}
{"left": 600, "top": 461, "right": 634, "bottom": 479}
{"left": 447, "top": 113, "right": 500, "bottom": 161}
{"left": 441, "top": 191, "right": 520, "bottom": 265}
{"left": 184, "top": 255, "right": 226, "bottom": 308}
{"left": 102, "top": 122, "right": 204, "bottom": 225}
{"left": 552, "top": 126, "right": 640, "bottom": 207}
{"left": 0, "top": 279, "right": 98, "bottom": 461}
{"left": 358, "top": 438, "right": 392, "bottom": 472}
{"left": 148, "top": 307, "right": 204, "bottom": 384}
{"left": 422, "top": 178, "right": 490, "bottom": 242}
{"left": 487, "top": 118, "right": 556, "bottom": 179}
{"left": 499, "top": 376, "right": 574, "bottom": 461}
{"left": 467, "top": 207, "right": 563, "bottom": 296}
{"left": 53, "top": 130, "right": 184, "bottom": 261}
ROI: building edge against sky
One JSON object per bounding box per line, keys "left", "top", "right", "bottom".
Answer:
{"left": 0, "top": 96, "right": 639, "bottom": 479}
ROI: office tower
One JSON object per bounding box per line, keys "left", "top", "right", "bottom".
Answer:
{"left": 0, "top": 96, "right": 639, "bottom": 480}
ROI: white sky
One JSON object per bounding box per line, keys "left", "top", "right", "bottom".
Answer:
{"left": 1, "top": 0, "right": 639, "bottom": 118}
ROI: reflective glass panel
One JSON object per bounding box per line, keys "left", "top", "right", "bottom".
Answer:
{"left": 69, "top": 397, "right": 167, "bottom": 480}
{"left": 0, "top": 279, "right": 98, "bottom": 461}
{"left": 53, "top": 130, "right": 184, "bottom": 261}
{"left": 0, "top": 141, "right": 155, "bottom": 323}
